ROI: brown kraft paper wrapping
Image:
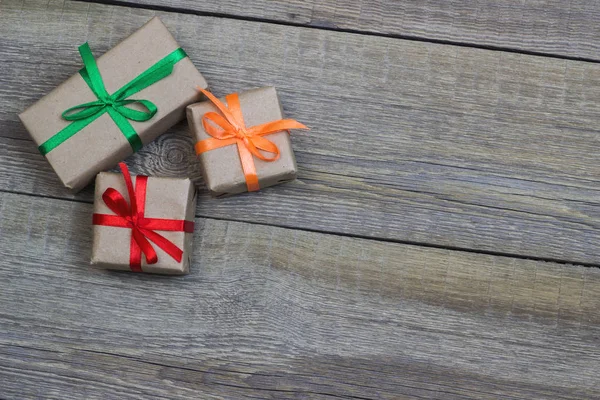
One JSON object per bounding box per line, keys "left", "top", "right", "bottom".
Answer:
{"left": 19, "top": 17, "right": 208, "bottom": 192}
{"left": 91, "top": 171, "right": 197, "bottom": 275}
{"left": 186, "top": 87, "right": 298, "bottom": 197}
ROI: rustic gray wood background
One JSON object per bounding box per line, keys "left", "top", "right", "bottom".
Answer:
{"left": 1, "top": 0, "right": 600, "bottom": 399}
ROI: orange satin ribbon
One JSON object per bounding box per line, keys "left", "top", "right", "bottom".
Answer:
{"left": 194, "top": 88, "right": 308, "bottom": 192}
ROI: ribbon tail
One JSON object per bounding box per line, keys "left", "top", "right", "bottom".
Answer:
{"left": 108, "top": 108, "right": 143, "bottom": 152}
{"left": 248, "top": 119, "right": 309, "bottom": 136}
{"left": 132, "top": 228, "right": 158, "bottom": 267}
{"left": 129, "top": 231, "right": 143, "bottom": 272}
{"left": 139, "top": 228, "right": 185, "bottom": 263}
{"left": 236, "top": 140, "right": 260, "bottom": 192}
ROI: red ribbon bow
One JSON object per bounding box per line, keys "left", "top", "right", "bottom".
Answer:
{"left": 92, "top": 163, "right": 194, "bottom": 272}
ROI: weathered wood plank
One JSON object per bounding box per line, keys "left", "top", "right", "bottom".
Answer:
{"left": 84, "top": 0, "right": 600, "bottom": 61}
{"left": 2, "top": 0, "right": 600, "bottom": 266}
{"left": 1, "top": 191, "right": 600, "bottom": 399}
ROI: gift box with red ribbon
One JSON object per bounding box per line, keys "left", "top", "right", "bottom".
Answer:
{"left": 91, "top": 163, "right": 196, "bottom": 274}
{"left": 186, "top": 87, "right": 308, "bottom": 197}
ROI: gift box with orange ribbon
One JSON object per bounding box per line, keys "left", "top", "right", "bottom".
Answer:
{"left": 90, "top": 163, "right": 196, "bottom": 274}
{"left": 186, "top": 87, "right": 308, "bottom": 197}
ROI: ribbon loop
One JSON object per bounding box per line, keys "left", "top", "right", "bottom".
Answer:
{"left": 112, "top": 99, "right": 158, "bottom": 122}
{"left": 38, "top": 43, "right": 188, "bottom": 156}
{"left": 101, "top": 187, "right": 131, "bottom": 217}
{"left": 92, "top": 163, "right": 194, "bottom": 272}
{"left": 246, "top": 135, "right": 280, "bottom": 161}
{"left": 62, "top": 101, "right": 108, "bottom": 121}
{"left": 201, "top": 112, "right": 238, "bottom": 139}
{"left": 194, "top": 88, "right": 309, "bottom": 192}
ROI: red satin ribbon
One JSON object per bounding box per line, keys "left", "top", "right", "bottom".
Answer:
{"left": 92, "top": 163, "right": 194, "bottom": 272}
{"left": 194, "top": 88, "right": 308, "bottom": 192}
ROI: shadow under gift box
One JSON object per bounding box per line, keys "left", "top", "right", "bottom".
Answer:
{"left": 91, "top": 171, "right": 197, "bottom": 275}
{"left": 19, "top": 17, "right": 208, "bottom": 192}
{"left": 186, "top": 87, "right": 298, "bottom": 197}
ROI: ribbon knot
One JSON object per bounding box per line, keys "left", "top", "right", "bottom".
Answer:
{"left": 38, "top": 42, "right": 188, "bottom": 156}
{"left": 194, "top": 88, "right": 309, "bottom": 192}
{"left": 92, "top": 163, "right": 195, "bottom": 272}
{"left": 233, "top": 127, "right": 249, "bottom": 140}
{"left": 104, "top": 97, "right": 114, "bottom": 105}
{"left": 126, "top": 212, "right": 144, "bottom": 228}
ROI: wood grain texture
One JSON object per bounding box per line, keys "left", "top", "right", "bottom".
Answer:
{"left": 85, "top": 0, "right": 600, "bottom": 61}
{"left": 2, "top": 191, "right": 600, "bottom": 399}
{"left": 2, "top": 0, "right": 600, "bottom": 265}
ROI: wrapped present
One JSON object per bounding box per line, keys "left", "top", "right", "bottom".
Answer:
{"left": 91, "top": 163, "right": 196, "bottom": 275}
{"left": 186, "top": 87, "right": 308, "bottom": 197}
{"left": 19, "top": 17, "right": 208, "bottom": 191}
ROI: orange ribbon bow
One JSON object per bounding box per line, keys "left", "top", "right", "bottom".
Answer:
{"left": 194, "top": 88, "right": 308, "bottom": 192}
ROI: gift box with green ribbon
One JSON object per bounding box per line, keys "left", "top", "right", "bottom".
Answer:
{"left": 19, "top": 17, "right": 208, "bottom": 191}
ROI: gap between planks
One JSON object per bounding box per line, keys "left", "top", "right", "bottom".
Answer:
{"left": 1, "top": 187, "right": 596, "bottom": 270}
{"left": 75, "top": 0, "right": 600, "bottom": 64}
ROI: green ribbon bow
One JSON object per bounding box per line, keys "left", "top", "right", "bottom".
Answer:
{"left": 38, "top": 42, "right": 188, "bottom": 155}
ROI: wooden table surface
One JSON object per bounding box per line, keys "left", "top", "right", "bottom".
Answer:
{"left": 2, "top": 1, "right": 600, "bottom": 399}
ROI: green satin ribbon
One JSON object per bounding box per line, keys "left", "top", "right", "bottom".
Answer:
{"left": 38, "top": 43, "right": 188, "bottom": 155}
